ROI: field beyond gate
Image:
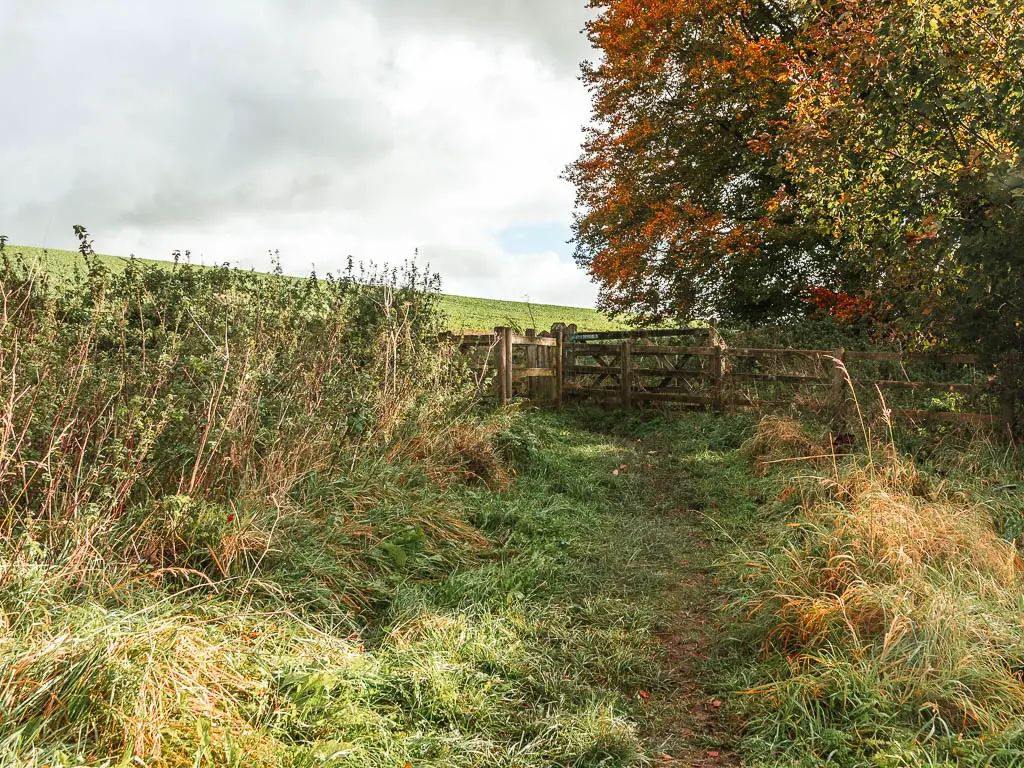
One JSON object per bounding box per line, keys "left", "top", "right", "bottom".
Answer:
{"left": 452, "top": 325, "right": 1013, "bottom": 431}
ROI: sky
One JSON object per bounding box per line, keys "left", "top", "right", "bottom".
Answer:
{"left": 0, "top": 0, "right": 599, "bottom": 306}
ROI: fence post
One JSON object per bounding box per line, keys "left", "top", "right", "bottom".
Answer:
{"left": 712, "top": 343, "right": 724, "bottom": 411}
{"left": 555, "top": 329, "right": 564, "bottom": 408}
{"left": 502, "top": 327, "right": 514, "bottom": 404}
{"left": 526, "top": 329, "right": 538, "bottom": 403}
{"left": 494, "top": 326, "right": 507, "bottom": 405}
{"left": 621, "top": 340, "right": 632, "bottom": 409}
{"left": 831, "top": 348, "right": 847, "bottom": 420}
{"left": 539, "top": 332, "right": 549, "bottom": 403}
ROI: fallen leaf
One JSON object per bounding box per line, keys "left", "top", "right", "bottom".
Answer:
{"left": 707, "top": 751, "right": 720, "bottom": 758}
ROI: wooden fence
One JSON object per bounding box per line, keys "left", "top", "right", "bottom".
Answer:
{"left": 455, "top": 327, "right": 563, "bottom": 407}
{"left": 450, "top": 325, "right": 1012, "bottom": 430}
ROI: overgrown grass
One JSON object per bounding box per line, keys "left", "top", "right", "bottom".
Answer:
{"left": 730, "top": 410, "right": 1024, "bottom": 767}
{"left": 0, "top": 229, "right": 684, "bottom": 766}
{"left": 0, "top": 419, "right": 664, "bottom": 766}
{"left": 0, "top": 399, "right": 727, "bottom": 766}
{"left": 10, "top": 229, "right": 1024, "bottom": 766}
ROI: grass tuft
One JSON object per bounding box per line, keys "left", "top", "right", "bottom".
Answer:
{"left": 740, "top": 415, "right": 831, "bottom": 473}
{"left": 734, "top": 414, "right": 1024, "bottom": 766}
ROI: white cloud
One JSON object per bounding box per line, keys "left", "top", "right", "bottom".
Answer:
{"left": 0, "top": 0, "right": 598, "bottom": 306}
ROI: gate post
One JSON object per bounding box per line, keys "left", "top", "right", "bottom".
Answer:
{"left": 503, "top": 327, "right": 514, "bottom": 404}
{"left": 712, "top": 343, "right": 724, "bottom": 411}
{"left": 495, "top": 326, "right": 508, "bottom": 405}
{"left": 555, "top": 329, "right": 564, "bottom": 408}
{"left": 621, "top": 340, "right": 633, "bottom": 409}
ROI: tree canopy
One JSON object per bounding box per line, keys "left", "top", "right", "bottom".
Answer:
{"left": 569, "top": 0, "right": 1024, "bottom": 355}
{"left": 783, "top": 0, "right": 1024, "bottom": 357}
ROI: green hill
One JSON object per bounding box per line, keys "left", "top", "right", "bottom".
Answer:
{"left": 4, "top": 244, "right": 624, "bottom": 332}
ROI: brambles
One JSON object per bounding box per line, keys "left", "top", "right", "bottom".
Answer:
{"left": 0, "top": 230, "right": 471, "bottom": 570}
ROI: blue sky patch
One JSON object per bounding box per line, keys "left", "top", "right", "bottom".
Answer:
{"left": 498, "top": 222, "right": 573, "bottom": 261}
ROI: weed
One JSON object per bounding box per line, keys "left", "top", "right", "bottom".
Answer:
{"left": 0, "top": 246, "right": 679, "bottom": 768}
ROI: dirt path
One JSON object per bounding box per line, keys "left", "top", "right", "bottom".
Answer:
{"left": 592, "top": 417, "right": 754, "bottom": 766}
{"left": 642, "top": 504, "right": 743, "bottom": 768}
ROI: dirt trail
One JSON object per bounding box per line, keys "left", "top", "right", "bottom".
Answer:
{"left": 614, "top": 427, "right": 748, "bottom": 766}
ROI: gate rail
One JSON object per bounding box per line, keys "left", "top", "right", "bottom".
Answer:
{"left": 446, "top": 324, "right": 1013, "bottom": 431}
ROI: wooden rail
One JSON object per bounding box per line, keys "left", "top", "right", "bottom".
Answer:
{"left": 449, "top": 324, "right": 1013, "bottom": 430}
{"left": 561, "top": 332, "right": 1008, "bottom": 429}
{"left": 567, "top": 328, "right": 710, "bottom": 343}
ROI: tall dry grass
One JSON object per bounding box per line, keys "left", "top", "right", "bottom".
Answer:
{"left": 0, "top": 232, "right": 484, "bottom": 573}
{"left": 738, "top": 401, "right": 1024, "bottom": 764}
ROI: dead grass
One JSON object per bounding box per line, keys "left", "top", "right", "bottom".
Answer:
{"left": 738, "top": 414, "right": 1024, "bottom": 761}
{"left": 392, "top": 417, "right": 515, "bottom": 491}
{"left": 740, "top": 416, "right": 831, "bottom": 474}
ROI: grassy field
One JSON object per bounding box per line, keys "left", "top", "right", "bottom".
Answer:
{"left": 439, "top": 293, "right": 621, "bottom": 332}
{"left": 5, "top": 244, "right": 624, "bottom": 332}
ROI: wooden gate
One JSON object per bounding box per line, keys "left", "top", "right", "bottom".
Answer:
{"left": 454, "top": 327, "right": 563, "bottom": 407}
{"left": 449, "top": 323, "right": 1013, "bottom": 430}
{"left": 562, "top": 331, "right": 1009, "bottom": 429}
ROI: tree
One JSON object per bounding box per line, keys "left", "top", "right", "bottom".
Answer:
{"left": 572, "top": 0, "right": 1024, "bottom": 360}
{"left": 573, "top": 0, "right": 1024, "bottom": 360}
{"left": 781, "top": 0, "right": 1024, "bottom": 361}
{"left": 567, "top": 0, "right": 842, "bottom": 325}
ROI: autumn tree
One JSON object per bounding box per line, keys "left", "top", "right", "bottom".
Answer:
{"left": 572, "top": 0, "right": 1024, "bottom": 360}
{"left": 567, "top": 0, "right": 843, "bottom": 325}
